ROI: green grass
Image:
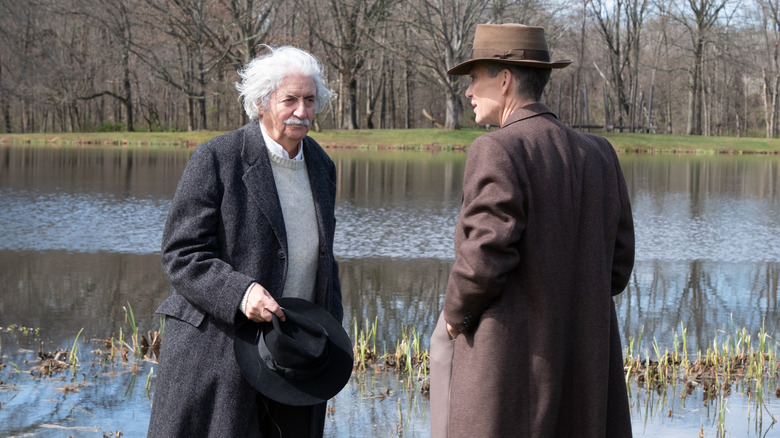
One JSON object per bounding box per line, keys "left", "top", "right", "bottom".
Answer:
{"left": 2, "top": 128, "right": 780, "bottom": 153}
{"left": 600, "top": 132, "right": 780, "bottom": 154}
{"left": 310, "top": 128, "right": 483, "bottom": 149}
{"left": 0, "top": 131, "right": 219, "bottom": 148}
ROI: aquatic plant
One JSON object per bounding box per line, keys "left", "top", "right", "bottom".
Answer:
{"left": 352, "top": 317, "right": 379, "bottom": 372}
{"left": 6, "top": 307, "right": 777, "bottom": 436}
{"left": 351, "top": 318, "right": 429, "bottom": 393}
{"left": 624, "top": 321, "right": 779, "bottom": 434}
{"left": 68, "top": 328, "right": 84, "bottom": 375}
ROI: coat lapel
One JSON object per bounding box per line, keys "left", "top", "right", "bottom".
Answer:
{"left": 302, "top": 137, "right": 336, "bottom": 310}
{"left": 240, "top": 124, "right": 288, "bottom": 252}
{"left": 303, "top": 137, "right": 335, "bottom": 245}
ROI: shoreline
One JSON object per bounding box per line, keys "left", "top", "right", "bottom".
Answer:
{"left": 3, "top": 129, "right": 780, "bottom": 154}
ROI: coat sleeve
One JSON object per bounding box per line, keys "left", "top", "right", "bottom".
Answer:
{"left": 161, "top": 142, "right": 255, "bottom": 326}
{"left": 607, "top": 146, "right": 635, "bottom": 296}
{"left": 443, "top": 136, "right": 526, "bottom": 333}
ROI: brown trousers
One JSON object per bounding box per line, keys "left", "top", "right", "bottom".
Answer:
{"left": 429, "top": 312, "right": 454, "bottom": 438}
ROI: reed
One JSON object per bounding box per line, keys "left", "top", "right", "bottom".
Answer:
{"left": 624, "top": 321, "right": 780, "bottom": 433}
{"left": 123, "top": 302, "right": 139, "bottom": 356}
{"left": 351, "top": 318, "right": 429, "bottom": 393}
{"left": 352, "top": 317, "right": 379, "bottom": 372}
{"left": 10, "top": 309, "right": 778, "bottom": 431}
{"left": 97, "top": 304, "right": 162, "bottom": 364}
{"left": 68, "top": 328, "right": 84, "bottom": 375}
{"left": 351, "top": 319, "right": 780, "bottom": 406}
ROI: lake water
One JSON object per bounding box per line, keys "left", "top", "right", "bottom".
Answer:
{"left": 1, "top": 143, "right": 779, "bottom": 437}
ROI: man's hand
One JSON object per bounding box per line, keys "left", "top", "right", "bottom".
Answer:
{"left": 446, "top": 323, "right": 460, "bottom": 340}
{"left": 244, "top": 283, "right": 286, "bottom": 322}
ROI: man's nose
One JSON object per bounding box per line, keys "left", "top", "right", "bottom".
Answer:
{"left": 293, "top": 100, "right": 308, "bottom": 117}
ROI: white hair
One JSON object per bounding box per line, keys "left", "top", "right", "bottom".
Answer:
{"left": 235, "top": 45, "right": 333, "bottom": 120}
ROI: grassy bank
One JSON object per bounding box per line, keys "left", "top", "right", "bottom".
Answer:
{"left": 2, "top": 128, "right": 780, "bottom": 153}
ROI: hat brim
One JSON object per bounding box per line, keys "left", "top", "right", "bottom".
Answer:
{"left": 234, "top": 298, "right": 353, "bottom": 406}
{"left": 448, "top": 58, "right": 572, "bottom": 76}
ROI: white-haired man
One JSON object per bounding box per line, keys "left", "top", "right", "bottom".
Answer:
{"left": 148, "top": 45, "right": 342, "bottom": 438}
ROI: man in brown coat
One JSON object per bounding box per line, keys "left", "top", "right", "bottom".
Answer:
{"left": 429, "top": 24, "right": 635, "bottom": 437}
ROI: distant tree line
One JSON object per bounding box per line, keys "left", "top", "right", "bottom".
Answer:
{"left": 1, "top": 0, "right": 777, "bottom": 137}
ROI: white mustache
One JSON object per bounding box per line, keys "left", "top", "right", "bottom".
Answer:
{"left": 284, "top": 117, "right": 310, "bottom": 126}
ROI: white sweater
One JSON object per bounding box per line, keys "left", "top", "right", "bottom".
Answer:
{"left": 267, "top": 149, "right": 319, "bottom": 302}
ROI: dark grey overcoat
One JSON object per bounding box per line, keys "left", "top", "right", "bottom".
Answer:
{"left": 442, "top": 103, "right": 635, "bottom": 437}
{"left": 147, "top": 123, "right": 342, "bottom": 437}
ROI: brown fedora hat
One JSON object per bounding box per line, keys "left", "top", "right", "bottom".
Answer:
{"left": 448, "top": 24, "right": 571, "bottom": 75}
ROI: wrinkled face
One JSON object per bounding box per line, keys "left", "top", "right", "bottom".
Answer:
{"left": 465, "top": 64, "right": 504, "bottom": 126}
{"left": 259, "top": 73, "right": 317, "bottom": 154}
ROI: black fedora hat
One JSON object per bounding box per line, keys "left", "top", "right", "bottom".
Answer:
{"left": 234, "top": 297, "right": 353, "bottom": 406}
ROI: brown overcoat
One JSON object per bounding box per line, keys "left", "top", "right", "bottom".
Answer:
{"left": 441, "top": 103, "right": 635, "bottom": 437}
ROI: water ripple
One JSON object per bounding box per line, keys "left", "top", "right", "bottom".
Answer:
{"left": 633, "top": 191, "right": 780, "bottom": 262}
{"left": 2, "top": 188, "right": 779, "bottom": 263}
{"left": 334, "top": 202, "right": 458, "bottom": 259}
{"left": 0, "top": 188, "right": 168, "bottom": 254}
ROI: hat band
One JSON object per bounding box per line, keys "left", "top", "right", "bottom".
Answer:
{"left": 471, "top": 48, "right": 551, "bottom": 63}
{"left": 257, "top": 331, "right": 331, "bottom": 381}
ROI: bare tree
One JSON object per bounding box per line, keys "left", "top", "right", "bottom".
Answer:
{"left": 135, "top": 0, "right": 232, "bottom": 131}
{"left": 589, "top": 0, "right": 649, "bottom": 132}
{"left": 659, "top": 0, "right": 732, "bottom": 135}
{"left": 0, "top": 0, "right": 23, "bottom": 132}
{"left": 404, "top": 0, "right": 486, "bottom": 130}
{"left": 1, "top": 0, "right": 775, "bottom": 136}
{"left": 304, "top": 0, "right": 391, "bottom": 129}
{"left": 69, "top": 0, "right": 140, "bottom": 131}
{"left": 755, "top": 0, "right": 780, "bottom": 137}
{"left": 218, "top": 0, "right": 279, "bottom": 67}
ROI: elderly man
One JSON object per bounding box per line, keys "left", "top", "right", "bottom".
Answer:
{"left": 429, "top": 24, "right": 635, "bottom": 437}
{"left": 147, "top": 45, "right": 342, "bottom": 438}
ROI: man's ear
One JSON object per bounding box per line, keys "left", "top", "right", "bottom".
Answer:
{"left": 501, "top": 69, "right": 513, "bottom": 94}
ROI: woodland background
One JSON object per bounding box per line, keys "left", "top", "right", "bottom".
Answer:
{"left": 2, "top": 0, "right": 779, "bottom": 137}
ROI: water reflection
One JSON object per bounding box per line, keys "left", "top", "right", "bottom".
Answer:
{"left": 619, "top": 260, "right": 780, "bottom": 348}
{"left": 2, "top": 145, "right": 780, "bottom": 348}
{"left": 341, "top": 258, "right": 449, "bottom": 346}
{"left": 2, "top": 145, "right": 780, "bottom": 436}
{"left": 621, "top": 155, "right": 780, "bottom": 262}
{"left": 333, "top": 151, "right": 464, "bottom": 207}
{"left": 0, "top": 251, "right": 168, "bottom": 345}
{"left": 620, "top": 154, "right": 780, "bottom": 202}
{"left": 0, "top": 144, "right": 186, "bottom": 197}
{"left": 333, "top": 151, "right": 463, "bottom": 259}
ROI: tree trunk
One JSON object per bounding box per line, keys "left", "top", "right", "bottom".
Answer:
{"left": 444, "top": 82, "right": 460, "bottom": 130}
{"left": 122, "top": 47, "right": 134, "bottom": 132}
{"left": 343, "top": 73, "right": 358, "bottom": 129}
{"left": 0, "top": 63, "right": 10, "bottom": 133}
{"left": 404, "top": 61, "right": 413, "bottom": 129}
{"left": 187, "top": 97, "right": 195, "bottom": 132}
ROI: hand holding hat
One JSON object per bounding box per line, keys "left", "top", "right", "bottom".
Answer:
{"left": 234, "top": 297, "right": 354, "bottom": 406}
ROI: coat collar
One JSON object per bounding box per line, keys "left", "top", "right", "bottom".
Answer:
{"left": 501, "top": 102, "right": 556, "bottom": 128}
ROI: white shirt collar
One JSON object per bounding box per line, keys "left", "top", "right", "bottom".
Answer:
{"left": 259, "top": 122, "right": 304, "bottom": 161}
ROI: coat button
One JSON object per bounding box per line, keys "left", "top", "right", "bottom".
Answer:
{"left": 276, "top": 249, "right": 286, "bottom": 260}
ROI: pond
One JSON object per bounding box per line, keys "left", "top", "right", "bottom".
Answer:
{"left": 1, "top": 142, "right": 779, "bottom": 437}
